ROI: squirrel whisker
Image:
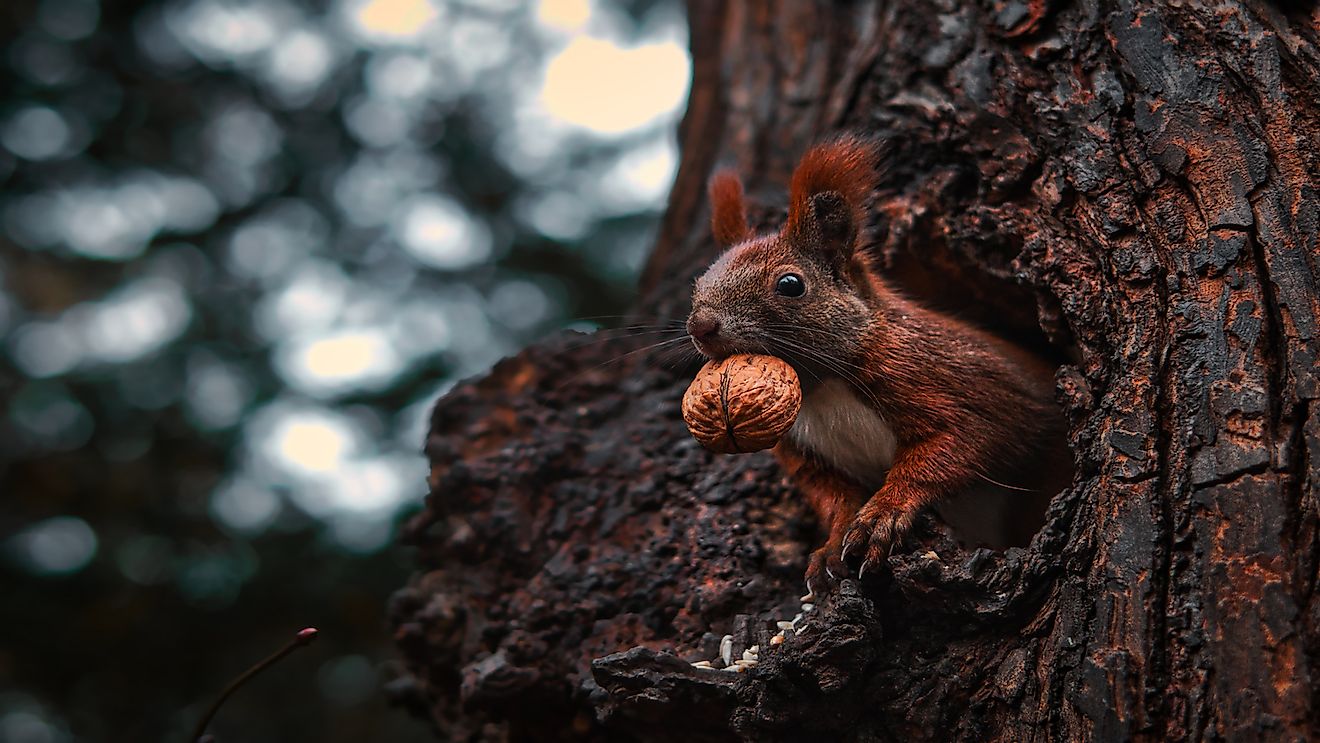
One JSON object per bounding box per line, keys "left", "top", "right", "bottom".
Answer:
{"left": 766, "top": 334, "right": 886, "bottom": 412}
{"left": 553, "top": 336, "right": 693, "bottom": 392}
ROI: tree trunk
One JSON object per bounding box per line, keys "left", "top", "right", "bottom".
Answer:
{"left": 388, "top": 1, "right": 1320, "bottom": 740}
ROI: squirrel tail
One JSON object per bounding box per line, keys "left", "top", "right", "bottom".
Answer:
{"left": 784, "top": 134, "right": 880, "bottom": 237}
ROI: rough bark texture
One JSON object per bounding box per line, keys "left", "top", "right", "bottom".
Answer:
{"left": 389, "top": 1, "right": 1320, "bottom": 740}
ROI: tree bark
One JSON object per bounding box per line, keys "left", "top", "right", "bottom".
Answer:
{"left": 388, "top": 1, "right": 1320, "bottom": 740}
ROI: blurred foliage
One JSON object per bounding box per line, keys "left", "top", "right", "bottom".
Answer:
{"left": 0, "top": 0, "right": 687, "bottom": 740}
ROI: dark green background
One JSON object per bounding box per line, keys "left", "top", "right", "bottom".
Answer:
{"left": 0, "top": 0, "right": 686, "bottom": 740}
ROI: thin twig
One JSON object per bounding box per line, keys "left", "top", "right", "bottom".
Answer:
{"left": 191, "top": 627, "right": 320, "bottom": 742}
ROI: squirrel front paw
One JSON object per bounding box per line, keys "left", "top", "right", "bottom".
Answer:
{"left": 803, "top": 544, "right": 848, "bottom": 601}
{"left": 840, "top": 506, "right": 913, "bottom": 577}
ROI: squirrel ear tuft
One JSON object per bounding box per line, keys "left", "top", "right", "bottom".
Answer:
{"left": 709, "top": 170, "right": 750, "bottom": 247}
{"left": 784, "top": 135, "right": 878, "bottom": 247}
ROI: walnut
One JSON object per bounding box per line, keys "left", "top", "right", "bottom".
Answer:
{"left": 681, "top": 354, "right": 801, "bottom": 453}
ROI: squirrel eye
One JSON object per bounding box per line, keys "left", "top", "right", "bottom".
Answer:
{"left": 775, "top": 273, "right": 806, "bottom": 297}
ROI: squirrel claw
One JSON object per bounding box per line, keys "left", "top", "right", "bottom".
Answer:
{"left": 841, "top": 525, "right": 869, "bottom": 567}
{"left": 857, "top": 557, "right": 885, "bottom": 580}
{"left": 840, "top": 533, "right": 862, "bottom": 563}
{"left": 805, "top": 545, "right": 846, "bottom": 598}
{"left": 844, "top": 509, "right": 909, "bottom": 578}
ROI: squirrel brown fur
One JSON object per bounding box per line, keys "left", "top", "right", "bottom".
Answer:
{"left": 687, "top": 136, "right": 1070, "bottom": 598}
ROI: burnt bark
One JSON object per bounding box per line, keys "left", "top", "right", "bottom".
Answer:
{"left": 388, "top": 1, "right": 1320, "bottom": 740}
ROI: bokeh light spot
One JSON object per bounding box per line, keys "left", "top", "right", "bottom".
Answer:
{"left": 185, "top": 353, "right": 254, "bottom": 430}
{"left": 536, "top": 0, "right": 591, "bottom": 32}
{"left": 9, "top": 322, "right": 82, "bottom": 378}
{"left": 255, "top": 404, "right": 361, "bottom": 476}
{"left": 211, "top": 478, "right": 282, "bottom": 533}
{"left": 365, "top": 53, "right": 432, "bottom": 99}
{"left": 1, "top": 106, "right": 71, "bottom": 161}
{"left": 6, "top": 517, "right": 98, "bottom": 576}
{"left": 539, "top": 36, "right": 689, "bottom": 135}
{"left": 167, "top": 0, "right": 279, "bottom": 62}
{"left": 278, "top": 329, "right": 402, "bottom": 396}
{"left": 74, "top": 278, "right": 192, "bottom": 364}
{"left": 395, "top": 194, "right": 492, "bottom": 270}
{"left": 264, "top": 29, "right": 337, "bottom": 104}
{"left": 0, "top": 698, "right": 73, "bottom": 743}
{"left": 489, "top": 279, "right": 554, "bottom": 332}
{"left": 597, "top": 134, "right": 679, "bottom": 212}
{"left": 348, "top": 0, "right": 438, "bottom": 42}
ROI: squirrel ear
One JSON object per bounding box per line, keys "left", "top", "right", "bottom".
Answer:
{"left": 709, "top": 170, "right": 750, "bottom": 247}
{"left": 808, "top": 191, "right": 857, "bottom": 258}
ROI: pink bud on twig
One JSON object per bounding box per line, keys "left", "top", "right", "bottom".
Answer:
{"left": 190, "top": 627, "right": 322, "bottom": 742}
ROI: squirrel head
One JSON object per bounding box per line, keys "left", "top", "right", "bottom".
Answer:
{"left": 688, "top": 136, "right": 880, "bottom": 370}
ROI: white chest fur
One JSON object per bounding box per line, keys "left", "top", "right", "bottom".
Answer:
{"left": 787, "top": 379, "right": 897, "bottom": 489}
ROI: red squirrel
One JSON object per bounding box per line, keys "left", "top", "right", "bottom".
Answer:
{"left": 687, "top": 136, "right": 1068, "bottom": 598}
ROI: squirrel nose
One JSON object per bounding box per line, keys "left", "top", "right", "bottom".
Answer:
{"left": 687, "top": 314, "right": 721, "bottom": 341}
